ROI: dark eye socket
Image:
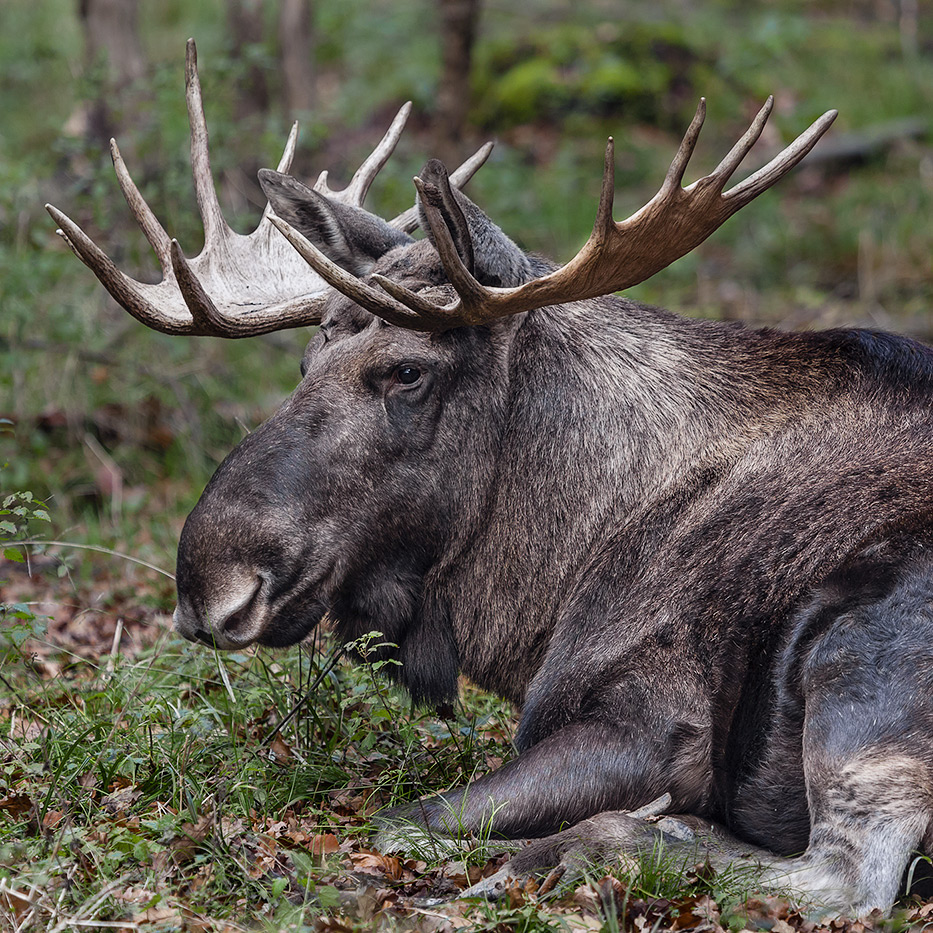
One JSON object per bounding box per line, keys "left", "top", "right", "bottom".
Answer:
{"left": 395, "top": 365, "right": 422, "bottom": 386}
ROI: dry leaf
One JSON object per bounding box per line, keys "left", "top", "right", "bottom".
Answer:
{"left": 9, "top": 718, "right": 46, "bottom": 740}
{"left": 42, "top": 809, "right": 65, "bottom": 829}
{"left": 269, "top": 734, "right": 293, "bottom": 763}
{"left": 134, "top": 905, "right": 180, "bottom": 923}
{"left": 0, "top": 794, "right": 33, "bottom": 818}
{"left": 349, "top": 850, "right": 405, "bottom": 880}
{"left": 310, "top": 832, "right": 341, "bottom": 858}
{"left": 566, "top": 916, "right": 605, "bottom": 932}
{"left": 101, "top": 782, "right": 142, "bottom": 815}
{"left": 78, "top": 771, "right": 98, "bottom": 791}
{"left": 154, "top": 812, "right": 214, "bottom": 871}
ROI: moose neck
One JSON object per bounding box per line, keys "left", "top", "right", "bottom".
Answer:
{"left": 437, "top": 298, "right": 825, "bottom": 706}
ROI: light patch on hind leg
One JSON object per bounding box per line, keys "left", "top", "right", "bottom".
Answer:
{"left": 831, "top": 754, "right": 931, "bottom": 914}
{"left": 766, "top": 752, "right": 933, "bottom": 918}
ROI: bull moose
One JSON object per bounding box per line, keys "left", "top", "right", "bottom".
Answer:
{"left": 48, "top": 40, "right": 933, "bottom": 919}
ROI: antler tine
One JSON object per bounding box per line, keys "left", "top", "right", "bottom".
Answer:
{"left": 45, "top": 204, "right": 198, "bottom": 335}
{"left": 267, "top": 214, "right": 436, "bottom": 331}
{"left": 662, "top": 98, "right": 706, "bottom": 193}
{"left": 707, "top": 96, "right": 773, "bottom": 189}
{"left": 110, "top": 139, "right": 173, "bottom": 270}
{"left": 726, "top": 107, "right": 838, "bottom": 204}
{"left": 369, "top": 273, "right": 443, "bottom": 316}
{"left": 279, "top": 121, "right": 299, "bottom": 174}
{"left": 185, "top": 38, "right": 230, "bottom": 243}
{"left": 391, "top": 141, "right": 495, "bottom": 233}
{"left": 261, "top": 122, "right": 300, "bottom": 223}
{"left": 592, "top": 137, "right": 617, "bottom": 243}
{"left": 412, "top": 176, "right": 489, "bottom": 318}
{"left": 170, "top": 239, "right": 225, "bottom": 334}
{"left": 340, "top": 102, "right": 413, "bottom": 207}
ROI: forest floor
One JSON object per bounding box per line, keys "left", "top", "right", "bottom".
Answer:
{"left": 4, "top": 550, "right": 933, "bottom": 932}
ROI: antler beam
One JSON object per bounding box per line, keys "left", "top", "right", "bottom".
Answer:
{"left": 305, "top": 98, "right": 834, "bottom": 332}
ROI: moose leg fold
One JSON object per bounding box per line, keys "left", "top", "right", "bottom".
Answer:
{"left": 376, "top": 719, "right": 683, "bottom": 849}
{"left": 461, "top": 809, "right": 769, "bottom": 900}
{"left": 759, "top": 576, "right": 933, "bottom": 917}
{"left": 466, "top": 573, "right": 933, "bottom": 919}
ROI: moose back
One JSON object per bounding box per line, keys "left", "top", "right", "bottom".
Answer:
{"left": 48, "top": 41, "right": 933, "bottom": 918}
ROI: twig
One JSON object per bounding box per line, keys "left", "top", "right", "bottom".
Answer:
{"left": 103, "top": 618, "right": 124, "bottom": 682}
{"left": 4, "top": 540, "right": 174, "bottom": 580}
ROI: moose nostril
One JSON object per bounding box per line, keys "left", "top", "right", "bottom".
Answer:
{"left": 174, "top": 574, "right": 267, "bottom": 649}
{"left": 215, "top": 575, "right": 265, "bottom": 643}
{"left": 222, "top": 582, "right": 262, "bottom": 635}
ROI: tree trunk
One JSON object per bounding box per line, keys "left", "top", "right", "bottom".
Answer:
{"left": 278, "top": 0, "right": 315, "bottom": 116}
{"left": 75, "top": 0, "right": 145, "bottom": 146}
{"left": 227, "top": 0, "right": 271, "bottom": 121}
{"left": 434, "top": 0, "right": 481, "bottom": 167}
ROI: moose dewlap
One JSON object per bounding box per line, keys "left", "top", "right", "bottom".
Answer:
{"left": 48, "top": 39, "right": 933, "bottom": 919}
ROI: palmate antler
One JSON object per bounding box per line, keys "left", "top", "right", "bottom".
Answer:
{"left": 273, "top": 97, "right": 837, "bottom": 332}
{"left": 45, "top": 39, "right": 492, "bottom": 337}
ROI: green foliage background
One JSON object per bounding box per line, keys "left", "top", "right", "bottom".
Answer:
{"left": 1, "top": 0, "right": 931, "bottom": 551}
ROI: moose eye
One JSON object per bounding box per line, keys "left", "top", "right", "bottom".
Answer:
{"left": 396, "top": 365, "right": 422, "bottom": 386}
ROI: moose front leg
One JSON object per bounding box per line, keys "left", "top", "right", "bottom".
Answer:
{"left": 377, "top": 720, "right": 688, "bottom": 850}
{"left": 459, "top": 808, "right": 775, "bottom": 902}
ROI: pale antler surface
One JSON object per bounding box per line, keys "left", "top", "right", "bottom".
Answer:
{"left": 277, "top": 97, "right": 836, "bottom": 332}
{"left": 45, "top": 39, "right": 492, "bottom": 338}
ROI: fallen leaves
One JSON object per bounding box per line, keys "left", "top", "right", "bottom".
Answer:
{"left": 0, "top": 793, "right": 33, "bottom": 819}
{"left": 153, "top": 812, "right": 215, "bottom": 873}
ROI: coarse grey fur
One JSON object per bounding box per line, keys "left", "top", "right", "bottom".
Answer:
{"left": 173, "top": 163, "right": 933, "bottom": 919}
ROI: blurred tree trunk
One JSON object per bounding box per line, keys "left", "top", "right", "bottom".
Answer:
{"left": 899, "top": 0, "right": 918, "bottom": 56}
{"left": 278, "top": 0, "right": 315, "bottom": 115}
{"left": 75, "top": 0, "right": 145, "bottom": 147}
{"left": 227, "top": 0, "right": 271, "bottom": 121}
{"left": 434, "top": 0, "right": 481, "bottom": 166}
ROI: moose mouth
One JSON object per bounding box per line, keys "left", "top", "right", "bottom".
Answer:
{"left": 254, "top": 600, "right": 329, "bottom": 648}
{"left": 173, "top": 571, "right": 329, "bottom": 650}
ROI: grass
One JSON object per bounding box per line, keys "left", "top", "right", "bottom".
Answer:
{"left": 5, "top": 587, "right": 932, "bottom": 929}
{"left": 0, "top": 593, "right": 518, "bottom": 929}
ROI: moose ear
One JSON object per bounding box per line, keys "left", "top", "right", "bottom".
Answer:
{"left": 258, "top": 169, "right": 414, "bottom": 276}
{"left": 417, "top": 159, "right": 536, "bottom": 288}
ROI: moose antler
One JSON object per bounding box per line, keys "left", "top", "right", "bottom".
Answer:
{"left": 273, "top": 97, "right": 837, "bottom": 332}
{"left": 45, "top": 38, "right": 492, "bottom": 337}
